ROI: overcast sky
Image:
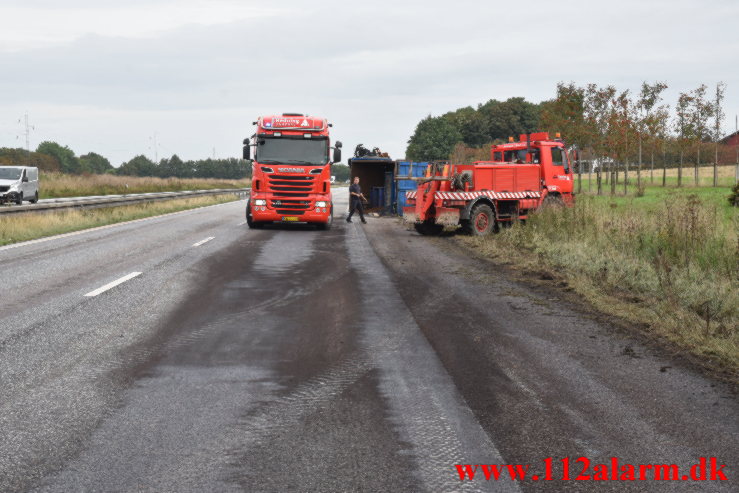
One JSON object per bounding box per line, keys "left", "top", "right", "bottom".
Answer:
{"left": 0, "top": 0, "right": 737, "bottom": 165}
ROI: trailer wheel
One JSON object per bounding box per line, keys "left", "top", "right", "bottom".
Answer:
{"left": 414, "top": 220, "right": 443, "bottom": 236}
{"left": 464, "top": 203, "right": 495, "bottom": 236}
{"left": 246, "top": 202, "right": 264, "bottom": 229}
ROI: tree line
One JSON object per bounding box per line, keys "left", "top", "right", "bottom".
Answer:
{"left": 0, "top": 142, "right": 250, "bottom": 179}
{"left": 539, "top": 81, "right": 730, "bottom": 191}
{"left": 406, "top": 97, "right": 542, "bottom": 161}
{"left": 405, "top": 81, "right": 735, "bottom": 191}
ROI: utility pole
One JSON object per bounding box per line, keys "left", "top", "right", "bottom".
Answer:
{"left": 213, "top": 147, "right": 216, "bottom": 159}
{"left": 18, "top": 112, "right": 35, "bottom": 165}
{"left": 149, "top": 132, "right": 159, "bottom": 163}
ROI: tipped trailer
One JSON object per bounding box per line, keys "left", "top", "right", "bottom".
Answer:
{"left": 403, "top": 132, "right": 574, "bottom": 235}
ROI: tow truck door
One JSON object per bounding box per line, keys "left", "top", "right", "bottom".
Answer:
{"left": 543, "top": 145, "right": 573, "bottom": 194}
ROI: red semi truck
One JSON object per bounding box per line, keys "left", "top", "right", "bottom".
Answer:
{"left": 404, "top": 132, "right": 574, "bottom": 235}
{"left": 243, "top": 113, "right": 342, "bottom": 230}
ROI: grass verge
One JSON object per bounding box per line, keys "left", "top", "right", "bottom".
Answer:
{"left": 0, "top": 194, "right": 241, "bottom": 246}
{"left": 457, "top": 185, "right": 738, "bottom": 382}
{"left": 39, "top": 172, "right": 249, "bottom": 199}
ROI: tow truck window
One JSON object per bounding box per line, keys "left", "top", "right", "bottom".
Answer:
{"left": 256, "top": 137, "right": 328, "bottom": 166}
{"left": 493, "top": 152, "right": 503, "bottom": 161}
{"left": 551, "top": 147, "right": 570, "bottom": 172}
{"left": 504, "top": 150, "right": 528, "bottom": 163}
{"left": 504, "top": 150, "right": 539, "bottom": 164}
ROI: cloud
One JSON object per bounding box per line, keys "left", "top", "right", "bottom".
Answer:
{"left": 0, "top": 1, "right": 281, "bottom": 52}
{"left": 0, "top": 0, "right": 738, "bottom": 164}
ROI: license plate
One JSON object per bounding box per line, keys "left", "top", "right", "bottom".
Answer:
{"left": 281, "top": 216, "right": 299, "bottom": 222}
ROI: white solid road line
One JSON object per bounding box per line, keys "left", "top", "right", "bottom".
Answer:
{"left": 192, "top": 236, "right": 215, "bottom": 247}
{"left": 237, "top": 221, "right": 246, "bottom": 226}
{"left": 84, "top": 272, "right": 142, "bottom": 297}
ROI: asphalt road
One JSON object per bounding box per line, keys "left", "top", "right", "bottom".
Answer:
{"left": 0, "top": 194, "right": 736, "bottom": 492}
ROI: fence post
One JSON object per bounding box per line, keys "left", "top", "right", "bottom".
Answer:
{"left": 624, "top": 160, "right": 629, "bottom": 195}
{"left": 588, "top": 160, "right": 592, "bottom": 193}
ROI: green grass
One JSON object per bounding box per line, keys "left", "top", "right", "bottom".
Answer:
{"left": 0, "top": 194, "right": 241, "bottom": 246}
{"left": 458, "top": 183, "right": 739, "bottom": 381}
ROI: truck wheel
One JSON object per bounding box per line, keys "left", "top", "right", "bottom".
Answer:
{"left": 246, "top": 202, "right": 264, "bottom": 229}
{"left": 465, "top": 203, "right": 495, "bottom": 235}
{"left": 542, "top": 194, "right": 564, "bottom": 208}
{"left": 414, "top": 220, "right": 443, "bottom": 236}
{"left": 29, "top": 192, "right": 38, "bottom": 204}
{"left": 15, "top": 192, "right": 23, "bottom": 205}
{"left": 316, "top": 205, "right": 333, "bottom": 230}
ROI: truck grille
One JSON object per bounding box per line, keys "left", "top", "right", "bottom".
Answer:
{"left": 0, "top": 186, "right": 9, "bottom": 193}
{"left": 267, "top": 175, "right": 314, "bottom": 196}
{"left": 271, "top": 199, "right": 310, "bottom": 215}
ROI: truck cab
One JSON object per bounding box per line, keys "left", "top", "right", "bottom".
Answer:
{"left": 488, "top": 132, "right": 574, "bottom": 204}
{"left": 243, "top": 114, "right": 341, "bottom": 230}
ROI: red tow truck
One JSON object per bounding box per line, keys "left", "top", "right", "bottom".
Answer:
{"left": 403, "top": 132, "right": 574, "bottom": 235}
{"left": 243, "top": 113, "right": 342, "bottom": 230}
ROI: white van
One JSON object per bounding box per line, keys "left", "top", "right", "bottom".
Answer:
{"left": 0, "top": 166, "right": 39, "bottom": 204}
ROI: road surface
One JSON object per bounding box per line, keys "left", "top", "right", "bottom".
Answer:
{"left": 0, "top": 194, "right": 736, "bottom": 492}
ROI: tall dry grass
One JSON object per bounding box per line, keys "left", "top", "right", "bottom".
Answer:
{"left": 460, "top": 193, "right": 739, "bottom": 378}
{"left": 0, "top": 194, "right": 240, "bottom": 246}
{"left": 39, "top": 172, "right": 249, "bottom": 198}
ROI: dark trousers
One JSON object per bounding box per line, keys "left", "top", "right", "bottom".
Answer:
{"left": 347, "top": 199, "right": 365, "bottom": 221}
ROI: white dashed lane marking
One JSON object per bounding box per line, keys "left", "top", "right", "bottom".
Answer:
{"left": 192, "top": 237, "right": 215, "bottom": 247}
{"left": 84, "top": 272, "right": 142, "bottom": 297}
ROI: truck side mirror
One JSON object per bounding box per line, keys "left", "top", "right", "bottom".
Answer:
{"left": 333, "top": 147, "right": 342, "bottom": 163}
{"left": 22, "top": 175, "right": 29, "bottom": 183}
{"left": 242, "top": 146, "right": 249, "bottom": 160}
{"left": 335, "top": 141, "right": 343, "bottom": 148}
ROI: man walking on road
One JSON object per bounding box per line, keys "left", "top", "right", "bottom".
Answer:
{"left": 346, "top": 176, "right": 367, "bottom": 223}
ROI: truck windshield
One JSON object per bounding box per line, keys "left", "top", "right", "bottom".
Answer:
{"left": 257, "top": 137, "right": 328, "bottom": 166}
{"left": 0, "top": 167, "right": 22, "bottom": 180}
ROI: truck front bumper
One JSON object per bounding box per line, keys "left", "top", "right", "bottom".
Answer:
{"left": 250, "top": 204, "right": 331, "bottom": 224}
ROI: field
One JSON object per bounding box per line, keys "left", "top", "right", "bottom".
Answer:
{"left": 459, "top": 183, "right": 739, "bottom": 380}
{"left": 575, "top": 164, "right": 738, "bottom": 189}
{"left": 0, "top": 194, "right": 240, "bottom": 246}
{"left": 38, "top": 172, "right": 249, "bottom": 199}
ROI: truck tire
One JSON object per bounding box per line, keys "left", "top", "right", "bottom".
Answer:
{"left": 414, "top": 220, "right": 443, "bottom": 236}
{"left": 246, "top": 202, "right": 264, "bottom": 229}
{"left": 15, "top": 192, "right": 23, "bottom": 205}
{"left": 464, "top": 203, "right": 495, "bottom": 235}
{"left": 29, "top": 192, "right": 38, "bottom": 204}
{"left": 542, "top": 194, "right": 564, "bottom": 208}
{"left": 316, "top": 205, "right": 333, "bottom": 230}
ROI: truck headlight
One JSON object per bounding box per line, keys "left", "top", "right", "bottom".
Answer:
{"left": 254, "top": 199, "right": 266, "bottom": 206}
{"left": 9, "top": 183, "right": 19, "bottom": 191}
{"left": 315, "top": 201, "right": 327, "bottom": 207}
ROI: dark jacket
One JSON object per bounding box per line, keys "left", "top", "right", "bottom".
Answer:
{"left": 349, "top": 183, "right": 362, "bottom": 202}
